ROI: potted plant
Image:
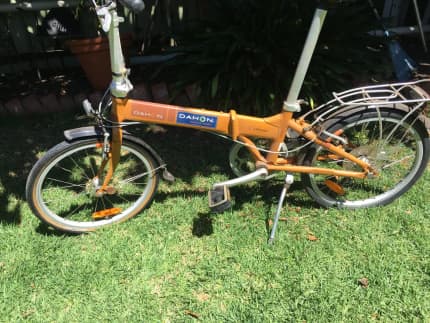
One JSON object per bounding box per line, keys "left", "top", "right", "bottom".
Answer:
{"left": 66, "top": 1, "right": 132, "bottom": 90}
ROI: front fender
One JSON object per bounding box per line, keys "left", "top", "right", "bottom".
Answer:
{"left": 64, "top": 126, "right": 105, "bottom": 141}
{"left": 63, "top": 126, "right": 174, "bottom": 182}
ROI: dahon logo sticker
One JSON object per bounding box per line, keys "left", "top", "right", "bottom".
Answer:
{"left": 176, "top": 112, "right": 218, "bottom": 128}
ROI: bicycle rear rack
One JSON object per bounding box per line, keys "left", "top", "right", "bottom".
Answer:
{"left": 303, "top": 79, "right": 430, "bottom": 127}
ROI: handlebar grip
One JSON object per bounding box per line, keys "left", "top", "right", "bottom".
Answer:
{"left": 118, "top": 0, "right": 145, "bottom": 13}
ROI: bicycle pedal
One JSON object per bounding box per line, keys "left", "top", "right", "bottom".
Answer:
{"left": 92, "top": 207, "right": 122, "bottom": 220}
{"left": 324, "top": 179, "right": 345, "bottom": 195}
{"left": 208, "top": 186, "right": 232, "bottom": 213}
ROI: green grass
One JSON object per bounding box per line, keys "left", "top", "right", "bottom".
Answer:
{"left": 1, "top": 113, "right": 430, "bottom": 322}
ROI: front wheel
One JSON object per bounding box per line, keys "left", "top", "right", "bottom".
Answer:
{"left": 26, "top": 137, "right": 160, "bottom": 233}
{"left": 301, "top": 109, "right": 430, "bottom": 208}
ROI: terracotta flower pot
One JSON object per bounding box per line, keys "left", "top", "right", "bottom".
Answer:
{"left": 66, "top": 35, "right": 131, "bottom": 90}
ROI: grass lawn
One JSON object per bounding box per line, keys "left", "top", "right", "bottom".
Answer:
{"left": 1, "top": 112, "right": 429, "bottom": 321}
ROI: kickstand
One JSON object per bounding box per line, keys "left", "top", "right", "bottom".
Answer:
{"left": 268, "top": 174, "right": 294, "bottom": 244}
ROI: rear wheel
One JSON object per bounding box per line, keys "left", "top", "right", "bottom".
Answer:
{"left": 26, "top": 137, "right": 159, "bottom": 233}
{"left": 301, "top": 109, "right": 430, "bottom": 208}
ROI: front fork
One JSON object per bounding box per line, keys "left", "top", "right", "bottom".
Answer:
{"left": 93, "top": 2, "right": 133, "bottom": 195}
{"left": 96, "top": 100, "right": 123, "bottom": 196}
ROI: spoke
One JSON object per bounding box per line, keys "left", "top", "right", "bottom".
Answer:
{"left": 102, "top": 192, "right": 142, "bottom": 208}
{"left": 397, "top": 117, "right": 420, "bottom": 144}
{"left": 69, "top": 156, "right": 91, "bottom": 181}
{"left": 101, "top": 196, "right": 107, "bottom": 210}
{"left": 382, "top": 118, "right": 414, "bottom": 148}
{"left": 119, "top": 164, "right": 163, "bottom": 185}
{"left": 114, "top": 194, "right": 133, "bottom": 204}
{"left": 43, "top": 184, "right": 86, "bottom": 190}
{"left": 120, "top": 170, "right": 151, "bottom": 184}
{"left": 42, "top": 189, "right": 87, "bottom": 206}
{"left": 121, "top": 193, "right": 144, "bottom": 197}
{"left": 360, "top": 121, "right": 370, "bottom": 140}
{"left": 46, "top": 177, "right": 86, "bottom": 188}
{"left": 85, "top": 150, "right": 97, "bottom": 178}
{"left": 377, "top": 109, "right": 383, "bottom": 142}
{"left": 94, "top": 198, "right": 99, "bottom": 214}
{"left": 382, "top": 154, "right": 414, "bottom": 169}
{"left": 392, "top": 127, "right": 417, "bottom": 151}
{"left": 64, "top": 203, "right": 88, "bottom": 219}
{"left": 373, "top": 114, "right": 385, "bottom": 154}
{"left": 121, "top": 154, "right": 134, "bottom": 165}
{"left": 54, "top": 164, "right": 75, "bottom": 175}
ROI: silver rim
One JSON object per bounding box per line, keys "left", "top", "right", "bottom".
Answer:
{"left": 34, "top": 141, "right": 156, "bottom": 230}
{"left": 308, "top": 116, "right": 424, "bottom": 207}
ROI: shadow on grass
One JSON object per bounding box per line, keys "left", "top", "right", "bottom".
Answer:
{"left": 192, "top": 213, "right": 214, "bottom": 237}
{"left": 35, "top": 223, "right": 77, "bottom": 237}
{"left": 232, "top": 181, "right": 319, "bottom": 210}
{"left": 154, "top": 181, "right": 317, "bottom": 239}
{"left": 0, "top": 195, "right": 22, "bottom": 225}
{"left": 0, "top": 112, "right": 320, "bottom": 234}
{"left": 141, "top": 126, "right": 231, "bottom": 184}
{"left": 0, "top": 113, "right": 84, "bottom": 228}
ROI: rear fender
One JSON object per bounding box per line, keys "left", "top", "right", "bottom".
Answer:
{"left": 319, "top": 104, "right": 429, "bottom": 135}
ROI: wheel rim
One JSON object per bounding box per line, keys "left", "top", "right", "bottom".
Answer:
{"left": 308, "top": 116, "right": 424, "bottom": 207}
{"left": 34, "top": 141, "right": 157, "bottom": 230}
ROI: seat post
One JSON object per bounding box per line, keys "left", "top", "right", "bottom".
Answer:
{"left": 283, "top": 8, "right": 328, "bottom": 112}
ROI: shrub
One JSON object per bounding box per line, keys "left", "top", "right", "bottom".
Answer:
{"left": 156, "top": 0, "right": 388, "bottom": 115}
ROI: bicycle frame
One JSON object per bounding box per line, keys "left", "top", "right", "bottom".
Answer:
{"left": 96, "top": 3, "right": 376, "bottom": 193}
{"left": 112, "top": 98, "right": 373, "bottom": 177}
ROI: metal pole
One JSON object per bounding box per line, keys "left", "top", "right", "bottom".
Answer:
{"left": 411, "top": 0, "right": 428, "bottom": 53}
{"left": 283, "top": 8, "right": 327, "bottom": 112}
{"left": 268, "top": 174, "right": 294, "bottom": 244}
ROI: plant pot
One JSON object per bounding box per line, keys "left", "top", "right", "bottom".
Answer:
{"left": 66, "top": 35, "right": 131, "bottom": 90}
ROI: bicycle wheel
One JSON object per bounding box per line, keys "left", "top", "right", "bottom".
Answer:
{"left": 26, "top": 137, "right": 159, "bottom": 233}
{"left": 301, "top": 109, "right": 430, "bottom": 208}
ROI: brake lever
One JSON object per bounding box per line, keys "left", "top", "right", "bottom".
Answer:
{"left": 96, "top": 6, "right": 112, "bottom": 32}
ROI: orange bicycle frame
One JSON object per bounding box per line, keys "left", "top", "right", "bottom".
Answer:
{"left": 97, "top": 97, "right": 374, "bottom": 193}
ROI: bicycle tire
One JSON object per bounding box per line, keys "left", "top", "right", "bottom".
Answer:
{"left": 301, "top": 108, "right": 430, "bottom": 208}
{"left": 26, "top": 137, "right": 159, "bottom": 233}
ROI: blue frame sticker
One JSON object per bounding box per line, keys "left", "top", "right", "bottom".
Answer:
{"left": 176, "top": 112, "right": 218, "bottom": 129}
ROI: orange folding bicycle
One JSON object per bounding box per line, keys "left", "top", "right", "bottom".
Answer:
{"left": 26, "top": 0, "right": 430, "bottom": 241}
